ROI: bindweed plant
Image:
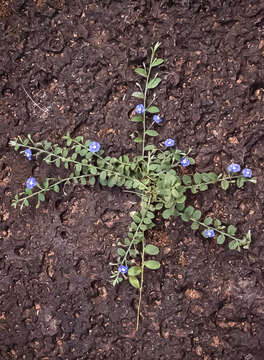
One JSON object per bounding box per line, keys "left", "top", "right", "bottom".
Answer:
{"left": 10, "top": 42, "right": 256, "bottom": 331}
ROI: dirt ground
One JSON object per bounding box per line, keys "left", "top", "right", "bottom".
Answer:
{"left": 1, "top": 0, "right": 264, "bottom": 359}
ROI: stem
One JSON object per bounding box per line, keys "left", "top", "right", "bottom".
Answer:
{"left": 136, "top": 238, "right": 145, "bottom": 332}
{"left": 142, "top": 53, "right": 155, "bottom": 158}
{"left": 190, "top": 216, "right": 241, "bottom": 242}
{"left": 13, "top": 142, "right": 149, "bottom": 191}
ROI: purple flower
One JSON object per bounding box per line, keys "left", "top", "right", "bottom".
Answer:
{"left": 180, "top": 157, "right": 190, "bottom": 167}
{"left": 204, "top": 229, "right": 215, "bottom": 238}
{"left": 26, "top": 177, "right": 37, "bottom": 189}
{"left": 25, "top": 149, "right": 32, "bottom": 160}
{"left": 153, "top": 114, "right": 163, "bottom": 124}
{"left": 135, "top": 104, "right": 145, "bottom": 114}
{"left": 89, "top": 141, "right": 100, "bottom": 153}
{"left": 242, "top": 168, "right": 252, "bottom": 178}
{"left": 118, "top": 265, "right": 128, "bottom": 274}
{"left": 164, "top": 138, "right": 175, "bottom": 148}
{"left": 227, "top": 163, "right": 241, "bottom": 173}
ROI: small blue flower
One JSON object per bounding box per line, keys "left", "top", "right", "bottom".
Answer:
{"left": 164, "top": 138, "right": 175, "bottom": 148}
{"left": 26, "top": 177, "right": 37, "bottom": 189}
{"left": 227, "top": 163, "right": 241, "bottom": 173}
{"left": 204, "top": 229, "right": 215, "bottom": 238}
{"left": 180, "top": 157, "right": 190, "bottom": 167}
{"left": 118, "top": 265, "right": 128, "bottom": 274}
{"left": 242, "top": 168, "right": 252, "bottom": 178}
{"left": 89, "top": 141, "right": 100, "bottom": 153}
{"left": 25, "top": 149, "right": 32, "bottom": 160}
{"left": 153, "top": 114, "right": 163, "bottom": 124}
{"left": 135, "top": 104, "right": 145, "bottom": 114}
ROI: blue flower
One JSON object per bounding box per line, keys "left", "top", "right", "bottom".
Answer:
{"left": 26, "top": 177, "right": 37, "bottom": 189}
{"left": 204, "top": 229, "right": 215, "bottom": 238}
{"left": 242, "top": 168, "right": 252, "bottom": 178}
{"left": 180, "top": 157, "right": 190, "bottom": 167}
{"left": 164, "top": 138, "right": 175, "bottom": 147}
{"left": 153, "top": 114, "right": 163, "bottom": 124}
{"left": 25, "top": 149, "right": 32, "bottom": 160}
{"left": 89, "top": 141, "right": 100, "bottom": 153}
{"left": 118, "top": 265, "right": 128, "bottom": 274}
{"left": 227, "top": 163, "right": 241, "bottom": 173}
{"left": 135, "top": 104, "right": 145, "bottom": 114}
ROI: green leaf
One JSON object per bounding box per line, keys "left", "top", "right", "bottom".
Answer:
{"left": 237, "top": 177, "right": 245, "bottom": 188}
{"left": 144, "top": 260, "right": 161, "bottom": 270}
{"left": 192, "top": 210, "right": 202, "bottom": 221}
{"left": 147, "top": 77, "right": 161, "bottom": 89}
{"left": 131, "top": 115, "right": 143, "bottom": 122}
{"left": 184, "top": 206, "right": 194, "bottom": 217}
{"left": 80, "top": 177, "right": 86, "bottom": 185}
{"left": 191, "top": 222, "right": 200, "bottom": 230}
{"left": 25, "top": 187, "right": 32, "bottom": 195}
{"left": 227, "top": 225, "right": 237, "bottom": 236}
{"left": 132, "top": 91, "right": 144, "bottom": 99}
{"left": 229, "top": 240, "right": 238, "bottom": 250}
{"left": 128, "top": 266, "right": 141, "bottom": 276}
{"left": 193, "top": 173, "right": 201, "bottom": 184}
{"left": 24, "top": 199, "right": 29, "bottom": 207}
{"left": 182, "top": 175, "right": 192, "bottom": 185}
{"left": 129, "top": 276, "right": 140, "bottom": 288}
{"left": 132, "top": 214, "right": 141, "bottom": 223}
{"left": 162, "top": 206, "right": 174, "bottom": 219}
{"left": 135, "top": 68, "right": 147, "bottom": 77}
{"left": 151, "top": 58, "right": 164, "bottom": 67}
{"left": 117, "top": 248, "right": 126, "bottom": 256}
{"left": 134, "top": 137, "right": 143, "bottom": 143}
{"left": 204, "top": 217, "right": 213, "bottom": 226}
{"left": 55, "top": 158, "right": 61, "bottom": 168}
{"left": 145, "top": 129, "right": 159, "bottom": 137}
{"left": 147, "top": 106, "right": 160, "bottom": 114}
{"left": 217, "top": 234, "right": 225, "bottom": 245}
{"left": 53, "top": 184, "right": 60, "bottom": 193}
{"left": 75, "top": 163, "right": 82, "bottom": 174}
{"left": 144, "top": 144, "right": 156, "bottom": 151}
{"left": 214, "top": 219, "right": 222, "bottom": 228}
{"left": 89, "top": 177, "right": 96, "bottom": 185}
{"left": 108, "top": 176, "right": 117, "bottom": 188}
{"left": 38, "top": 193, "right": 45, "bottom": 202}
{"left": 145, "top": 244, "right": 159, "bottom": 255}
{"left": 181, "top": 213, "right": 190, "bottom": 222}
{"left": 156, "top": 203, "right": 163, "bottom": 210}
{"left": 221, "top": 180, "right": 229, "bottom": 190}
{"left": 199, "top": 183, "right": 208, "bottom": 191}
{"left": 90, "top": 166, "right": 97, "bottom": 175}
{"left": 100, "top": 171, "right": 107, "bottom": 182}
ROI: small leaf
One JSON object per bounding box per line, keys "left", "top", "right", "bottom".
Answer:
{"left": 221, "top": 180, "right": 229, "bottom": 190}
{"left": 117, "top": 248, "right": 126, "bottom": 256}
{"left": 182, "top": 175, "right": 192, "bottom": 185}
{"left": 55, "top": 159, "right": 61, "bottom": 168}
{"left": 89, "top": 177, "right": 96, "bottom": 185}
{"left": 204, "top": 217, "right": 213, "bottom": 226}
{"left": 80, "top": 177, "right": 86, "bottom": 185}
{"left": 53, "top": 185, "right": 60, "bottom": 193}
{"left": 131, "top": 115, "right": 143, "bottom": 122}
{"left": 181, "top": 213, "right": 190, "bottom": 222}
{"left": 134, "top": 137, "right": 143, "bottom": 143}
{"left": 193, "top": 173, "right": 201, "bottom": 184}
{"left": 147, "top": 106, "right": 160, "bottom": 113}
{"left": 75, "top": 163, "right": 82, "bottom": 174}
{"left": 192, "top": 210, "right": 202, "bottom": 221}
{"left": 156, "top": 203, "right": 163, "bottom": 210}
{"left": 129, "top": 276, "right": 140, "bottom": 288}
{"left": 145, "top": 244, "right": 159, "bottom": 255}
{"left": 217, "top": 234, "right": 225, "bottom": 245}
{"left": 24, "top": 199, "right": 29, "bottom": 207}
{"left": 144, "top": 144, "right": 156, "bottom": 151}
{"left": 147, "top": 77, "right": 161, "bottom": 89}
{"left": 132, "top": 91, "right": 144, "bottom": 99}
{"left": 199, "top": 183, "right": 208, "bottom": 191}
{"left": 229, "top": 240, "right": 238, "bottom": 250}
{"left": 214, "top": 219, "right": 222, "bottom": 228}
{"left": 191, "top": 222, "right": 200, "bottom": 230}
{"left": 38, "top": 193, "right": 45, "bottom": 202}
{"left": 135, "top": 68, "right": 147, "bottom": 77}
{"left": 151, "top": 58, "right": 164, "bottom": 67}
{"left": 145, "top": 129, "right": 158, "bottom": 137}
{"left": 227, "top": 225, "right": 237, "bottom": 236}
{"left": 128, "top": 266, "right": 141, "bottom": 276}
{"left": 144, "top": 260, "right": 161, "bottom": 270}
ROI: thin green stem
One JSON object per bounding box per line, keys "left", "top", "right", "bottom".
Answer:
{"left": 136, "top": 238, "right": 145, "bottom": 332}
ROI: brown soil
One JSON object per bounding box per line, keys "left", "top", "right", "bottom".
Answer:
{"left": 1, "top": 1, "right": 264, "bottom": 359}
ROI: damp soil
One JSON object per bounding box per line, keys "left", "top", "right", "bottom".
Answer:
{"left": 1, "top": 1, "right": 264, "bottom": 359}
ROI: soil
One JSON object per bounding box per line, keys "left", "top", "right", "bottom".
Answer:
{"left": 1, "top": 0, "right": 264, "bottom": 359}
